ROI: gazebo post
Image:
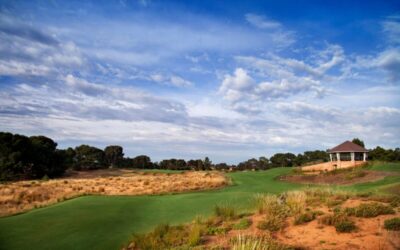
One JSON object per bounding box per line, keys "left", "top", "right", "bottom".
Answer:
{"left": 363, "top": 152, "right": 367, "bottom": 162}
{"left": 329, "top": 153, "right": 333, "bottom": 162}
{"left": 351, "top": 152, "right": 355, "bottom": 162}
{"left": 336, "top": 152, "right": 340, "bottom": 168}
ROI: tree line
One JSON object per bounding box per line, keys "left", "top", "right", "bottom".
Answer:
{"left": 0, "top": 132, "right": 399, "bottom": 181}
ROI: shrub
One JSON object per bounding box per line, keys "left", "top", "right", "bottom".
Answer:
{"left": 130, "top": 224, "right": 190, "bottom": 249}
{"left": 384, "top": 218, "right": 400, "bottom": 231}
{"left": 319, "top": 213, "right": 356, "bottom": 233}
{"left": 335, "top": 220, "right": 356, "bottom": 233}
{"left": 254, "top": 194, "right": 289, "bottom": 217}
{"left": 233, "top": 218, "right": 252, "bottom": 230}
{"left": 285, "top": 191, "right": 306, "bottom": 215}
{"left": 207, "top": 226, "right": 228, "bottom": 235}
{"left": 214, "top": 205, "right": 236, "bottom": 220}
{"left": 187, "top": 224, "right": 202, "bottom": 246}
{"left": 294, "top": 211, "right": 316, "bottom": 225}
{"left": 344, "top": 203, "right": 395, "bottom": 218}
{"left": 257, "top": 216, "right": 284, "bottom": 232}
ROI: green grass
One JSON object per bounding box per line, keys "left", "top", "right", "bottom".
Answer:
{"left": 0, "top": 168, "right": 300, "bottom": 250}
{"left": 0, "top": 163, "right": 399, "bottom": 250}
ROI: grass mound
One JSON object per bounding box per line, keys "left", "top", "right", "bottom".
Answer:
{"left": 344, "top": 202, "right": 395, "bottom": 218}
{"left": 384, "top": 217, "right": 400, "bottom": 231}
{"left": 319, "top": 213, "right": 357, "bottom": 233}
{"left": 294, "top": 211, "right": 316, "bottom": 225}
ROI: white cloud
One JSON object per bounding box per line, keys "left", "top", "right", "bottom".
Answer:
{"left": 245, "top": 14, "right": 282, "bottom": 29}
{"left": 150, "top": 73, "right": 193, "bottom": 87}
{"left": 382, "top": 16, "right": 400, "bottom": 45}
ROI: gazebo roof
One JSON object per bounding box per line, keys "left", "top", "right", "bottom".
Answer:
{"left": 327, "top": 141, "right": 368, "bottom": 153}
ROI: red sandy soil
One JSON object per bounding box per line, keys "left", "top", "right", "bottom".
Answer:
{"left": 203, "top": 199, "right": 400, "bottom": 250}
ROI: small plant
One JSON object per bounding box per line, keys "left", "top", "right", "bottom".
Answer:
{"left": 42, "top": 175, "right": 49, "bottom": 181}
{"left": 319, "top": 213, "right": 356, "bottom": 233}
{"left": 384, "top": 217, "right": 400, "bottom": 231}
{"left": 257, "top": 216, "right": 284, "bottom": 232}
{"left": 335, "top": 220, "right": 356, "bottom": 233}
{"left": 207, "top": 226, "right": 228, "bottom": 235}
{"left": 285, "top": 191, "right": 306, "bottom": 215}
{"left": 187, "top": 224, "right": 202, "bottom": 246}
{"left": 344, "top": 203, "right": 395, "bottom": 218}
{"left": 294, "top": 211, "right": 316, "bottom": 225}
{"left": 214, "top": 205, "right": 236, "bottom": 220}
{"left": 233, "top": 218, "right": 252, "bottom": 230}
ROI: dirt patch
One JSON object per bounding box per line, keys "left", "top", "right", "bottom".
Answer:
{"left": 0, "top": 170, "right": 229, "bottom": 217}
{"left": 281, "top": 170, "right": 396, "bottom": 185}
{"left": 277, "top": 213, "right": 400, "bottom": 250}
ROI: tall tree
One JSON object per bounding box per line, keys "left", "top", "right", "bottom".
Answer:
{"left": 352, "top": 138, "right": 365, "bottom": 148}
{"left": 74, "top": 145, "right": 105, "bottom": 170}
{"left": 104, "top": 145, "right": 124, "bottom": 168}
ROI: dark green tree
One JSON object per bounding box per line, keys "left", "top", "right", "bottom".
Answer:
{"left": 352, "top": 138, "right": 365, "bottom": 148}
{"left": 74, "top": 145, "right": 105, "bottom": 170}
{"left": 104, "top": 145, "right": 124, "bottom": 168}
{"left": 131, "top": 155, "right": 153, "bottom": 169}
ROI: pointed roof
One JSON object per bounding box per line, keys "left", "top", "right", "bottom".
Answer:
{"left": 328, "top": 141, "right": 368, "bottom": 153}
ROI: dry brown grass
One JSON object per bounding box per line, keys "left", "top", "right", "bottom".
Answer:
{"left": 0, "top": 170, "right": 229, "bottom": 217}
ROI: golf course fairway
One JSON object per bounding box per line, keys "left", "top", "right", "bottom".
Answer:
{"left": 0, "top": 165, "right": 398, "bottom": 250}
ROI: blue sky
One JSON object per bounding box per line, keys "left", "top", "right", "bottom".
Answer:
{"left": 0, "top": 0, "right": 399, "bottom": 163}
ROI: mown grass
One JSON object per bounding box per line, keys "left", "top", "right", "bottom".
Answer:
{"left": 0, "top": 168, "right": 301, "bottom": 250}
{"left": 0, "top": 163, "right": 399, "bottom": 250}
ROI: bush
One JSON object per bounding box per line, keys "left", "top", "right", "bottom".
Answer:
{"left": 130, "top": 224, "right": 189, "bottom": 249}
{"left": 254, "top": 194, "right": 289, "bottom": 217}
{"left": 294, "top": 212, "right": 316, "bottom": 225}
{"left": 319, "top": 213, "right": 356, "bottom": 233}
{"left": 257, "top": 216, "right": 284, "bottom": 232}
{"left": 285, "top": 191, "right": 306, "bottom": 215}
{"left": 335, "top": 220, "right": 356, "bottom": 233}
{"left": 214, "top": 205, "right": 236, "bottom": 220}
{"left": 344, "top": 203, "right": 395, "bottom": 218}
{"left": 206, "top": 226, "right": 229, "bottom": 235}
{"left": 233, "top": 218, "right": 252, "bottom": 230}
{"left": 384, "top": 218, "right": 400, "bottom": 231}
{"left": 187, "top": 224, "right": 202, "bottom": 246}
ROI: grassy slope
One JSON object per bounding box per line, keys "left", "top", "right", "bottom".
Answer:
{"left": 0, "top": 168, "right": 300, "bottom": 250}
{"left": 344, "top": 162, "right": 400, "bottom": 193}
{"left": 0, "top": 163, "right": 398, "bottom": 250}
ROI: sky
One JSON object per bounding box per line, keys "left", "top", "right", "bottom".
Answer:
{"left": 0, "top": 0, "right": 399, "bottom": 163}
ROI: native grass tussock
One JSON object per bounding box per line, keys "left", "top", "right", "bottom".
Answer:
{"left": 0, "top": 171, "right": 228, "bottom": 217}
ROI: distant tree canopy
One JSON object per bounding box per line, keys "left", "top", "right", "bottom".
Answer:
{"left": 74, "top": 145, "right": 105, "bottom": 170}
{"left": 369, "top": 146, "right": 400, "bottom": 161}
{"left": 0, "top": 132, "right": 67, "bottom": 181}
{"left": 104, "top": 145, "right": 124, "bottom": 168}
{"left": 1, "top": 131, "right": 399, "bottom": 180}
